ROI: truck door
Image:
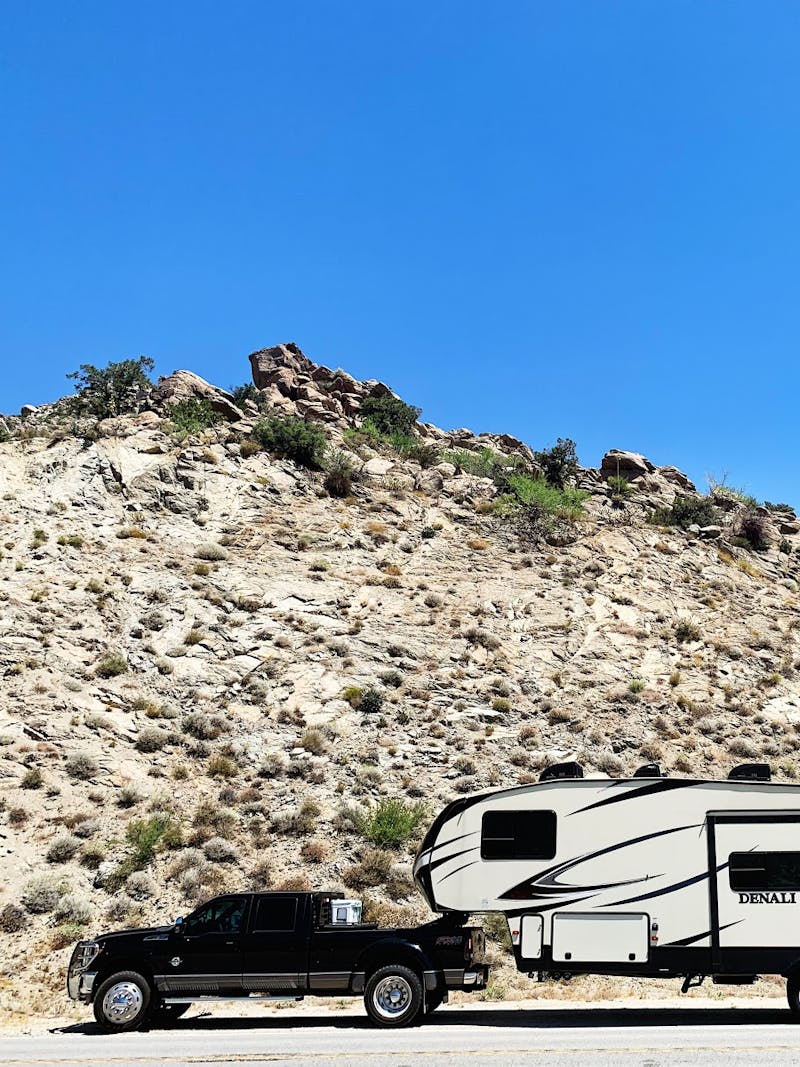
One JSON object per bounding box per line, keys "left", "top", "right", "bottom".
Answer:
{"left": 709, "top": 812, "right": 800, "bottom": 960}
{"left": 158, "top": 895, "right": 248, "bottom": 993}
{"left": 243, "top": 894, "right": 310, "bottom": 992}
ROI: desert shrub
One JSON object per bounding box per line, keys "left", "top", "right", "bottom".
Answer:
{"left": 359, "top": 688, "right": 384, "bottom": 715}
{"left": 21, "top": 875, "right": 69, "bottom": 914}
{"left": 300, "top": 840, "right": 327, "bottom": 864}
{"left": 65, "top": 751, "right": 99, "bottom": 780}
{"left": 360, "top": 394, "right": 421, "bottom": 436}
{"left": 51, "top": 922, "right": 86, "bottom": 949}
{"left": 193, "top": 801, "right": 237, "bottom": 836}
{"left": 203, "top": 837, "right": 240, "bottom": 863}
{"left": 501, "top": 474, "right": 588, "bottom": 519}
{"left": 443, "top": 447, "right": 522, "bottom": 482}
{"left": 730, "top": 737, "right": 760, "bottom": 759}
{"left": 274, "top": 798, "right": 321, "bottom": 835}
{"left": 106, "top": 894, "right": 135, "bottom": 922}
{"left": 674, "top": 618, "right": 701, "bottom": 643}
{"left": 135, "top": 726, "right": 170, "bottom": 753}
{"left": 20, "top": 767, "right": 43, "bottom": 789}
{"left": 183, "top": 712, "right": 225, "bottom": 740}
{"left": 649, "top": 494, "right": 720, "bottom": 530}
{"left": 251, "top": 416, "right": 327, "bottom": 469}
{"left": 324, "top": 450, "right": 357, "bottom": 497}
{"left": 66, "top": 356, "right": 154, "bottom": 418}
{"left": 0, "top": 903, "right": 26, "bottom": 933}
{"left": 464, "top": 626, "right": 501, "bottom": 651}
{"left": 343, "top": 847, "right": 395, "bottom": 888}
{"left": 342, "top": 686, "right": 363, "bottom": 708}
{"left": 140, "top": 609, "right": 166, "bottom": 631}
{"left": 195, "top": 542, "right": 228, "bottom": 561}
{"left": 57, "top": 534, "right": 85, "bottom": 548}
{"left": 208, "top": 753, "right": 239, "bottom": 778}
{"left": 117, "top": 786, "right": 143, "bottom": 809}
{"left": 240, "top": 438, "right": 261, "bottom": 458}
{"left": 300, "top": 729, "right": 326, "bottom": 755}
{"left": 248, "top": 858, "right": 273, "bottom": 889}
{"left": 736, "top": 510, "right": 770, "bottom": 551}
{"left": 96, "top": 653, "right": 128, "bottom": 679}
{"left": 532, "top": 438, "right": 578, "bottom": 488}
{"left": 127, "top": 814, "right": 173, "bottom": 866}
{"left": 80, "top": 842, "right": 107, "bottom": 869}
{"left": 356, "top": 799, "right": 427, "bottom": 849}
{"left": 46, "top": 834, "right": 81, "bottom": 864}
{"left": 168, "top": 399, "right": 224, "bottom": 435}
{"left": 168, "top": 848, "right": 205, "bottom": 878}
{"left": 126, "top": 871, "right": 156, "bottom": 899}
{"left": 55, "top": 893, "right": 92, "bottom": 923}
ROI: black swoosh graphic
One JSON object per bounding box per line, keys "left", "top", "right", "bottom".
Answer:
{"left": 428, "top": 846, "right": 480, "bottom": 875}
{"left": 665, "top": 920, "right": 742, "bottom": 947}
{"left": 569, "top": 779, "right": 699, "bottom": 815}
{"left": 606, "top": 860, "right": 730, "bottom": 907}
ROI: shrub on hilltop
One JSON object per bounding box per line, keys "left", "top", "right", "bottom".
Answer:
{"left": 66, "top": 357, "right": 154, "bottom": 419}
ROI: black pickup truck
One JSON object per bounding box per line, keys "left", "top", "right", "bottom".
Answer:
{"left": 67, "top": 891, "right": 487, "bottom": 1031}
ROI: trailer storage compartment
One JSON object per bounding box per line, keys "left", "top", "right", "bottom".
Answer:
{"left": 551, "top": 913, "right": 648, "bottom": 964}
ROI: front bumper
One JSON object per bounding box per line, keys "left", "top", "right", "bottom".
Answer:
{"left": 67, "top": 970, "right": 98, "bottom": 1003}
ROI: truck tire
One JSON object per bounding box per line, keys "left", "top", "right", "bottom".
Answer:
{"left": 365, "top": 965, "right": 424, "bottom": 1028}
{"left": 93, "top": 971, "right": 151, "bottom": 1032}
{"left": 788, "top": 974, "right": 800, "bottom": 1016}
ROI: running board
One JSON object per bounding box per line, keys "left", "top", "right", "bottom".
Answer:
{"left": 163, "top": 995, "right": 305, "bottom": 1004}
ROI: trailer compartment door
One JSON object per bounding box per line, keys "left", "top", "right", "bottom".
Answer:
{"left": 551, "top": 912, "right": 648, "bottom": 964}
{"left": 709, "top": 813, "right": 800, "bottom": 952}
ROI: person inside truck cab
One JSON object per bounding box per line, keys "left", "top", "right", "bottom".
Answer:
{"left": 183, "top": 897, "right": 246, "bottom": 935}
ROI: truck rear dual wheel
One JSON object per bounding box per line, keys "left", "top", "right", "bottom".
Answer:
{"left": 365, "top": 965, "right": 424, "bottom": 1028}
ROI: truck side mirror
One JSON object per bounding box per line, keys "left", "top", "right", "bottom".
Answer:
{"left": 173, "top": 916, "right": 184, "bottom": 934}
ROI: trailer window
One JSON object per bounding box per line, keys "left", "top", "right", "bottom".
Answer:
{"left": 729, "top": 852, "right": 800, "bottom": 891}
{"left": 481, "top": 810, "right": 557, "bottom": 860}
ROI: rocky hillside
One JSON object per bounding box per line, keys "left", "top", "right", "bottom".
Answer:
{"left": 2, "top": 342, "right": 800, "bottom": 1015}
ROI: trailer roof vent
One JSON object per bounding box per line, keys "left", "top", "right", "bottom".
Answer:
{"left": 728, "top": 763, "right": 771, "bottom": 782}
{"left": 539, "top": 761, "right": 584, "bottom": 782}
{"left": 633, "top": 763, "right": 664, "bottom": 778}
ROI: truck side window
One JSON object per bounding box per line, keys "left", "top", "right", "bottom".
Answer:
{"left": 184, "top": 897, "right": 247, "bottom": 935}
{"left": 254, "top": 896, "right": 298, "bottom": 932}
{"left": 729, "top": 852, "right": 800, "bottom": 891}
{"left": 481, "top": 810, "right": 557, "bottom": 860}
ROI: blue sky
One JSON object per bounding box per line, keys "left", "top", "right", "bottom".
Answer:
{"left": 2, "top": 1, "right": 799, "bottom": 505}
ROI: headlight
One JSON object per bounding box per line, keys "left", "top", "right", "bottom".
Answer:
{"left": 70, "top": 941, "right": 101, "bottom": 973}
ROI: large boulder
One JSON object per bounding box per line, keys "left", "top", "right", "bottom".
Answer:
{"left": 600, "top": 449, "right": 655, "bottom": 482}
{"left": 249, "top": 343, "right": 313, "bottom": 392}
{"left": 149, "top": 371, "right": 243, "bottom": 421}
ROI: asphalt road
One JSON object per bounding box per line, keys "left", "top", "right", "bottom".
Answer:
{"left": 3, "top": 1004, "right": 800, "bottom": 1067}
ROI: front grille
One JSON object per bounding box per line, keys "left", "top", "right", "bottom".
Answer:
{"left": 69, "top": 941, "right": 100, "bottom": 974}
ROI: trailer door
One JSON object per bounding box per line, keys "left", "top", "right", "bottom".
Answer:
{"left": 709, "top": 813, "right": 800, "bottom": 956}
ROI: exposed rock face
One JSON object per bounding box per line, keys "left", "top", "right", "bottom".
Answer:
{"left": 149, "top": 370, "right": 243, "bottom": 421}
{"left": 601, "top": 449, "right": 656, "bottom": 481}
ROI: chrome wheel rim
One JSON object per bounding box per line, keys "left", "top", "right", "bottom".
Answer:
{"left": 102, "top": 981, "right": 144, "bottom": 1024}
{"left": 373, "top": 976, "right": 412, "bottom": 1019}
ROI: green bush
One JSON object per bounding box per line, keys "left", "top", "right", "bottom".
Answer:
{"left": 230, "top": 382, "right": 260, "bottom": 406}
{"left": 67, "top": 357, "right": 154, "bottom": 418}
{"left": 532, "top": 438, "right": 578, "bottom": 489}
{"left": 607, "top": 475, "right": 633, "bottom": 498}
{"left": 500, "top": 474, "right": 588, "bottom": 520}
{"left": 360, "top": 394, "right": 421, "bottom": 436}
{"left": 252, "top": 416, "right": 327, "bottom": 469}
{"left": 96, "top": 653, "right": 128, "bottom": 679}
{"left": 127, "top": 814, "right": 173, "bottom": 866}
{"left": 168, "top": 399, "right": 224, "bottom": 435}
{"left": 443, "top": 447, "right": 522, "bottom": 482}
{"left": 356, "top": 799, "right": 427, "bottom": 849}
{"left": 649, "top": 494, "right": 720, "bottom": 530}
{"left": 359, "top": 688, "right": 385, "bottom": 714}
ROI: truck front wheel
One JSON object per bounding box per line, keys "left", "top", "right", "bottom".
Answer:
{"left": 93, "top": 971, "right": 151, "bottom": 1032}
{"left": 365, "top": 965, "right": 423, "bottom": 1028}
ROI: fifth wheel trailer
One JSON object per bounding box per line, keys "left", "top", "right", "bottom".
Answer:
{"left": 413, "top": 761, "right": 800, "bottom": 1010}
